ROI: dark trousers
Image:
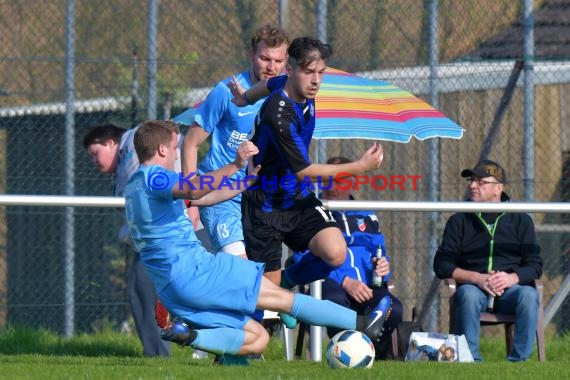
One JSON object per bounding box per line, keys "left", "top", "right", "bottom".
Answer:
{"left": 322, "top": 278, "right": 403, "bottom": 359}
{"left": 128, "top": 251, "right": 171, "bottom": 357}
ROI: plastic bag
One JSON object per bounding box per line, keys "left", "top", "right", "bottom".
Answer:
{"left": 405, "top": 332, "right": 474, "bottom": 362}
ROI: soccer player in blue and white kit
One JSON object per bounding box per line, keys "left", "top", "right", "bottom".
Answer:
{"left": 234, "top": 37, "right": 391, "bottom": 330}
{"left": 125, "top": 120, "right": 390, "bottom": 365}
{"left": 177, "top": 24, "right": 289, "bottom": 259}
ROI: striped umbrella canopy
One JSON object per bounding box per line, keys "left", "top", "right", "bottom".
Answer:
{"left": 173, "top": 68, "right": 464, "bottom": 143}
{"left": 314, "top": 67, "right": 463, "bottom": 142}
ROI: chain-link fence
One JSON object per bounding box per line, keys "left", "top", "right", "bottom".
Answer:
{"left": 1, "top": 0, "right": 569, "bottom": 340}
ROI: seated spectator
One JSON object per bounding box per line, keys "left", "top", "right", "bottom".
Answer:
{"left": 433, "top": 159, "right": 543, "bottom": 362}
{"left": 294, "top": 156, "right": 403, "bottom": 360}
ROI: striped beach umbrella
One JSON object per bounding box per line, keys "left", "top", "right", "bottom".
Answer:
{"left": 314, "top": 67, "right": 463, "bottom": 142}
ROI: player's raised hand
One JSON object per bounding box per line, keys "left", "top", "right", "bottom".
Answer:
{"left": 228, "top": 77, "right": 248, "bottom": 106}
{"left": 358, "top": 142, "right": 384, "bottom": 172}
{"left": 234, "top": 140, "right": 259, "bottom": 167}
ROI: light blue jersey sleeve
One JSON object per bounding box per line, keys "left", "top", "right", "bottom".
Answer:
{"left": 193, "top": 71, "right": 264, "bottom": 179}
{"left": 194, "top": 81, "right": 232, "bottom": 134}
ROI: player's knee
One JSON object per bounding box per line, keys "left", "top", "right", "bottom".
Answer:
{"left": 250, "top": 327, "right": 270, "bottom": 354}
{"left": 328, "top": 247, "right": 346, "bottom": 267}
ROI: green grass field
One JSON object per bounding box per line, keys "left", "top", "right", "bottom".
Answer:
{"left": 1, "top": 327, "right": 569, "bottom": 380}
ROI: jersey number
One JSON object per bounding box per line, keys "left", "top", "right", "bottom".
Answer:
{"left": 217, "top": 223, "right": 230, "bottom": 239}
{"left": 314, "top": 205, "right": 335, "bottom": 223}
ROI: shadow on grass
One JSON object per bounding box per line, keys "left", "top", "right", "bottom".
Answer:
{"left": 0, "top": 326, "right": 141, "bottom": 357}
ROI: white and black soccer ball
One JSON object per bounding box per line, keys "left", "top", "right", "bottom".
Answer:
{"left": 325, "top": 330, "right": 375, "bottom": 369}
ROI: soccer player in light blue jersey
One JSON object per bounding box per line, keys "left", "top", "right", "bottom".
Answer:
{"left": 125, "top": 120, "right": 390, "bottom": 365}
{"left": 177, "top": 24, "right": 289, "bottom": 259}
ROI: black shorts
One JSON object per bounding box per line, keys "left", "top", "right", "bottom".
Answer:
{"left": 242, "top": 193, "right": 339, "bottom": 272}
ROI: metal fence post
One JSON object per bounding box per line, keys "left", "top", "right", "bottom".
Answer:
{"left": 63, "top": 0, "right": 76, "bottom": 338}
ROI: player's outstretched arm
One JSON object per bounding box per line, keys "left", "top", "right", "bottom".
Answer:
{"left": 182, "top": 124, "right": 210, "bottom": 177}
{"left": 173, "top": 141, "right": 259, "bottom": 200}
{"left": 228, "top": 77, "right": 270, "bottom": 106}
{"left": 191, "top": 161, "right": 261, "bottom": 206}
{"left": 296, "top": 142, "right": 384, "bottom": 183}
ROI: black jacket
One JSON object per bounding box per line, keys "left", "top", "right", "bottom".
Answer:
{"left": 433, "top": 211, "right": 542, "bottom": 285}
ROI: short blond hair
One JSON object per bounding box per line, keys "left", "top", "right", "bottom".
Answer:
{"left": 251, "top": 24, "right": 290, "bottom": 52}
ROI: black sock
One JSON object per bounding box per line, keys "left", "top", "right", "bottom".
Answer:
{"left": 356, "top": 315, "right": 367, "bottom": 331}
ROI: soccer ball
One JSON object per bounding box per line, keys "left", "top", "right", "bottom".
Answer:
{"left": 325, "top": 330, "right": 375, "bottom": 369}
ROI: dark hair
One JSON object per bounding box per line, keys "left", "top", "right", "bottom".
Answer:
{"left": 326, "top": 156, "right": 352, "bottom": 165}
{"left": 287, "top": 37, "right": 332, "bottom": 69}
{"left": 134, "top": 120, "right": 179, "bottom": 163}
{"left": 82, "top": 124, "right": 125, "bottom": 149}
{"left": 251, "top": 24, "right": 290, "bottom": 52}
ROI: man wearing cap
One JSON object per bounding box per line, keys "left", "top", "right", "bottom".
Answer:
{"left": 433, "top": 160, "right": 543, "bottom": 362}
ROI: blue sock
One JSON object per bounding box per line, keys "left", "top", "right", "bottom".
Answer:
{"left": 284, "top": 253, "right": 336, "bottom": 287}
{"left": 290, "top": 293, "right": 356, "bottom": 330}
{"left": 192, "top": 328, "right": 244, "bottom": 355}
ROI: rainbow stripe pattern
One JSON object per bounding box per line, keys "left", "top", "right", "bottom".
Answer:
{"left": 314, "top": 67, "right": 464, "bottom": 142}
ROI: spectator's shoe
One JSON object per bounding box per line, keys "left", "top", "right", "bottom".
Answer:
{"left": 363, "top": 295, "right": 392, "bottom": 340}
{"left": 278, "top": 312, "right": 298, "bottom": 329}
{"left": 213, "top": 354, "right": 250, "bottom": 366}
{"left": 161, "top": 318, "right": 196, "bottom": 346}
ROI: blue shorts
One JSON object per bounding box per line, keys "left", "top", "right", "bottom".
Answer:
{"left": 157, "top": 250, "right": 264, "bottom": 329}
{"left": 200, "top": 198, "right": 243, "bottom": 250}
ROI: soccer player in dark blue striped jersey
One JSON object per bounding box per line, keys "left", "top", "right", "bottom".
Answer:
{"left": 234, "top": 37, "right": 388, "bottom": 329}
